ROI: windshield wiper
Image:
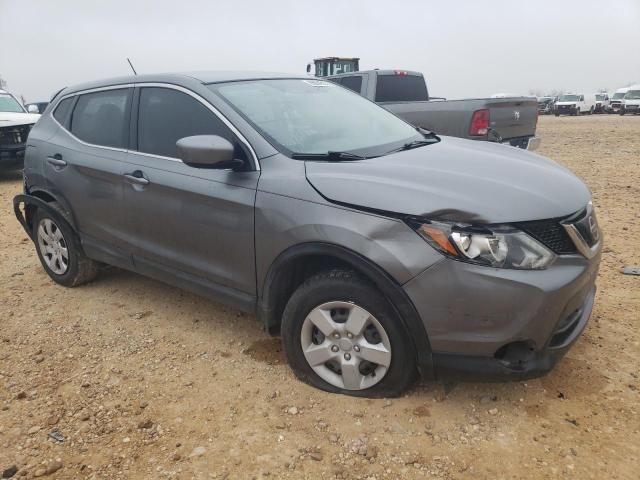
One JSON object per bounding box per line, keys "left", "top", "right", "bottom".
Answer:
{"left": 382, "top": 138, "right": 437, "bottom": 156}
{"left": 291, "top": 151, "right": 368, "bottom": 161}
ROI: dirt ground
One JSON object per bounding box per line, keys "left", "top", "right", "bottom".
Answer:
{"left": 1, "top": 115, "right": 639, "bottom": 480}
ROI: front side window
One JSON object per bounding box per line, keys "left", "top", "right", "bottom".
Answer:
{"left": 70, "top": 89, "right": 130, "bottom": 148}
{"left": 137, "top": 87, "right": 244, "bottom": 160}
{"left": 212, "top": 79, "right": 424, "bottom": 156}
{"left": 375, "top": 75, "right": 428, "bottom": 102}
{"left": 0, "top": 93, "right": 25, "bottom": 113}
{"left": 624, "top": 90, "right": 640, "bottom": 100}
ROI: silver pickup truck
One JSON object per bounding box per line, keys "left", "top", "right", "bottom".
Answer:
{"left": 328, "top": 70, "right": 540, "bottom": 149}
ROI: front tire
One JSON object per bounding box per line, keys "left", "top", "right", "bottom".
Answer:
{"left": 281, "top": 270, "right": 417, "bottom": 397}
{"left": 33, "top": 203, "right": 99, "bottom": 287}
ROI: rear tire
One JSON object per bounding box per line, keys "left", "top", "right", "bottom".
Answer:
{"left": 33, "top": 203, "right": 99, "bottom": 287}
{"left": 281, "top": 270, "right": 417, "bottom": 397}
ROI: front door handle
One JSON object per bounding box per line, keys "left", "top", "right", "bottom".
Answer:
{"left": 46, "top": 154, "right": 67, "bottom": 168}
{"left": 124, "top": 171, "right": 150, "bottom": 186}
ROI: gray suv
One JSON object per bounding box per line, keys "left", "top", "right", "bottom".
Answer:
{"left": 14, "top": 72, "right": 602, "bottom": 397}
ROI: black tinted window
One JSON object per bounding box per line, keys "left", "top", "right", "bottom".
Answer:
{"left": 71, "top": 89, "right": 130, "bottom": 148}
{"left": 340, "top": 76, "right": 363, "bottom": 93}
{"left": 53, "top": 98, "right": 73, "bottom": 126}
{"left": 375, "top": 75, "right": 428, "bottom": 102}
{"left": 138, "top": 87, "right": 244, "bottom": 159}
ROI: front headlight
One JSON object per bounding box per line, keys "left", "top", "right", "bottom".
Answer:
{"left": 413, "top": 221, "right": 556, "bottom": 270}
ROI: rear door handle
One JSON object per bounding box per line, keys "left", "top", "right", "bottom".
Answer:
{"left": 46, "top": 154, "right": 67, "bottom": 168}
{"left": 124, "top": 171, "right": 150, "bottom": 186}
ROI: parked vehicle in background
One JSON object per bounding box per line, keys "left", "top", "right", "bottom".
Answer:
{"left": 620, "top": 86, "right": 640, "bottom": 115}
{"left": 14, "top": 72, "right": 601, "bottom": 396}
{"left": 25, "top": 102, "right": 49, "bottom": 114}
{"left": 594, "top": 93, "right": 610, "bottom": 113}
{"left": 328, "top": 70, "right": 540, "bottom": 149}
{"left": 554, "top": 93, "right": 596, "bottom": 116}
{"left": 0, "top": 89, "right": 41, "bottom": 170}
{"left": 537, "top": 96, "right": 556, "bottom": 115}
{"left": 609, "top": 87, "right": 629, "bottom": 113}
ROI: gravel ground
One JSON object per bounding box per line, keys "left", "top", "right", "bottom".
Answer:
{"left": 1, "top": 114, "right": 639, "bottom": 479}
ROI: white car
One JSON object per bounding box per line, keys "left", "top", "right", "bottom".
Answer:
{"left": 0, "top": 89, "right": 40, "bottom": 169}
{"left": 554, "top": 93, "right": 596, "bottom": 116}
{"left": 594, "top": 93, "right": 610, "bottom": 113}
{"left": 620, "top": 85, "right": 640, "bottom": 115}
{"left": 609, "top": 87, "right": 629, "bottom": 113}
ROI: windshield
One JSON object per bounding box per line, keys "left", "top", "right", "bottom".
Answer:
{"left": 612, "top": 92, "right": 626, "bottom": 100}
{"left": 595, "top": 94, "right": 606, "bottom": 101}
{"left": 624, "top": 90, "right": 640, "bottom": 100}
{"left": 0, "top": 93, "right": 25, "bottom": 113}
{"left": 558, "top": 95, "right": 580, "bottom": 102}
{"left": 211, "top": 79, "right": 424, "bottom": 157}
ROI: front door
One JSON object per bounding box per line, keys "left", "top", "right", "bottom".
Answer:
{"left": 121, "top": 86, "right": 259, "bottom": 300}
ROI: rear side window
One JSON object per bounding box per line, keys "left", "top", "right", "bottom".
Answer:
{"left": 53, "top": 98, "right": 74, "bottom": 126}
{"left": 137, "top": 87, "right": 245, "bottom": 160}
{"left": 70, "top": 89, "right": 130, "bottom": 148}
{"left": 340, "top": 76, "right": 363, "bottom": 94}
{"left": 375, "top": 75, "right": 428, "bottom": 102}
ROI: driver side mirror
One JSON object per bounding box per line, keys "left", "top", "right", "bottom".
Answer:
{"left": 176, "top": 135, "right": 244, "bottom": 169}
{"left": 27, "top": 104, "right": 40, "bottom": 114}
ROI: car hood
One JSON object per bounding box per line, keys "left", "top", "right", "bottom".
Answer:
{"left": 555, "top": 101, "right": 577, "bottom": 106}
{"left": 305, "top": 136, "right": 591, "bottom": 224}
{"left": 0, "top": 112, "right": 41, "bottom": 127}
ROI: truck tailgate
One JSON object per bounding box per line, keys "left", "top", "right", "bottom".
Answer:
{"left": 488, "top": 98, "right": 538, "bottom": 140}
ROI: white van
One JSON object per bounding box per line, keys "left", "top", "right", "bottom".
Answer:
{"left": 554, "top": 93, "right": 597, "bottom": 116}
{"left": 594, "top": 93, "right": 610, "bottom": 113}
{"left": 621, "top": 85, "right": 640, "bottom": 115}
{"left": 610, "top": 87, "right": 630, "bottom": 113}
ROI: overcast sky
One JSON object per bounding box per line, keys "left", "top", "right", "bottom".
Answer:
{"left": 1, "top": 0, "right": 639, "bottom": 102}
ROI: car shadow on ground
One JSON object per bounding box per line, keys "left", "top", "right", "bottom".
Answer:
{"left": 0, "top": 169, "right": 23, "bottom": 183}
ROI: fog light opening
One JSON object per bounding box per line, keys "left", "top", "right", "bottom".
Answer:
{"left": 494, "top": 341, "right": 536, "bottom": 369}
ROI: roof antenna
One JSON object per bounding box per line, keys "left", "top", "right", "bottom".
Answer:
{"left": 127, "top": 58, "right": 138, "bottom": 75}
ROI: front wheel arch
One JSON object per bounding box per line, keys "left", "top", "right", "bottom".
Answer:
{"left": 258, "top": 243, "right": 434, "bottom": 379}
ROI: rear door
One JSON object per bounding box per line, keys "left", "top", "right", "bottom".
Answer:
{"left": 44, "top": 87, "right": 133, "bottom": 266}
{"left": 121, "top": 85, "right": 259, "bottom": 297}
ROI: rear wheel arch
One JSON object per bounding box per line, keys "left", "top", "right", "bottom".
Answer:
{"left": 258, "top": 243, "right": 434, "bottom": 378}
{"left": 26, "top": 188, "right": 76, "bottom": 230}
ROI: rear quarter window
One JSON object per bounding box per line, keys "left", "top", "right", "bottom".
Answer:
{"left": 70, "top": 89, "right": 131, "bottom": 148}
{"left": 375, "top": 75, "right": 428, "bottom": 102}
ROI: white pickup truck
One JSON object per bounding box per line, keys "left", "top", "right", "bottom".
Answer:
{"left": 0, "top": 89, "right": 41, "bottom": 170}
{"left": 327, "top": 70, "right": 540, "bottom": 150}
